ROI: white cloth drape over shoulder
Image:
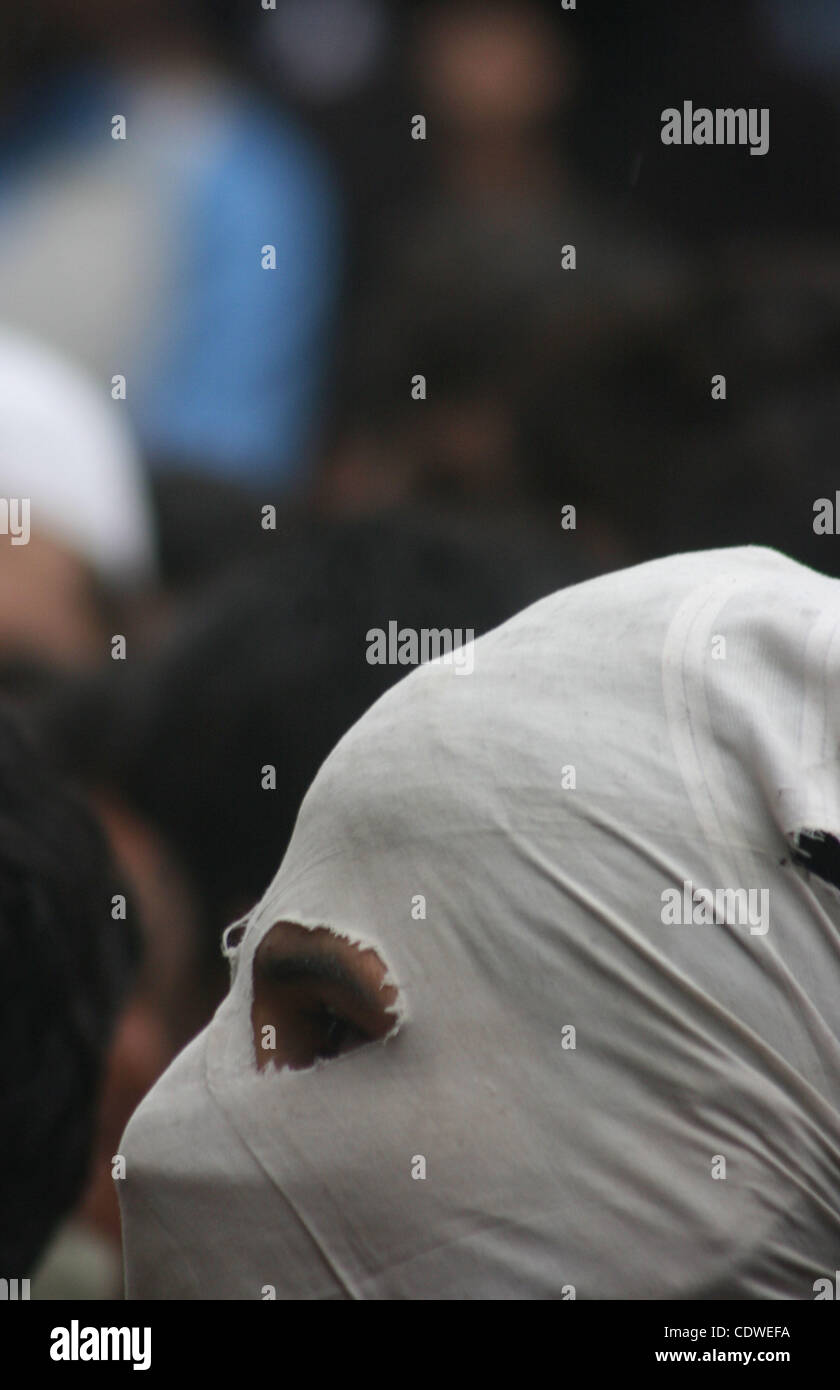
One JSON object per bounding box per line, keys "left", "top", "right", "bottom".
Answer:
{"left": 120, "top": 546, "right": 840, "bottom": 1299}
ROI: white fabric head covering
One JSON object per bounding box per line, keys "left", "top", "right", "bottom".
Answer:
{"left": 0, "top": 328, "right": 156, "bottom": 587}
{"left": 119, "top": 545, "right": 840, "bottom": 1299}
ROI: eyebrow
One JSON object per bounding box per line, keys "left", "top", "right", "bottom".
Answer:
{"left": 255, "top": 950, "right": 383, "bottom": 1012}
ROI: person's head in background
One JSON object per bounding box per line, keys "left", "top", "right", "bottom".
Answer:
{"left": 320, "top": 279, "right": 662, "bottom": 563}
{"left": 518, "top": 271, "right": 840, "bottom": 578}
{"left": 0, "top": 648, "right": 202, "bottom": 1296}
{"left": 414, "top": 0, "right": 577, "bottom": 198}
{"left": 0, "top": 329, "right": 157, "bottom": 669}
{"left": 0, "top": 711, "right": 138, "bottom": 1277}
{"left": 109, "top": 510, "right": 594, "bottom": 1017}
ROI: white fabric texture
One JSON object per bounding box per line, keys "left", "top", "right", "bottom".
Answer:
{"left": 120, "top": 545, "right": 840, "bottom": 1299}
{"left": 0, "top": 328, "right": 156, "bottom": 586}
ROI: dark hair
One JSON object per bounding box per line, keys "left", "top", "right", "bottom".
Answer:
{"left": 0, "top": 713, "right": 136, "bottom": 1276}
{"left": 148, "top": 469, "right": 283, "bottom": 598}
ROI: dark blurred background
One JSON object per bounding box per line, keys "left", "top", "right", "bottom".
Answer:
{"left": 1, "top": 0, "right": 839, "bottom": 1295}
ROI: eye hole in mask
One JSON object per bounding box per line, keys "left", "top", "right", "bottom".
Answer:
{"left": 251, "top": 921, "right": 400, "bottom": 1072}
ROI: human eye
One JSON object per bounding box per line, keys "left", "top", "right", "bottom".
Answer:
{"left": 307, "top": 1003, "right": 370, "bottom": 1061}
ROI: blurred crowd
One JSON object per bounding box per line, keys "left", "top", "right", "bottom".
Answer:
{"left": 2, "top": 0, "right": 840, "bottom": 1297}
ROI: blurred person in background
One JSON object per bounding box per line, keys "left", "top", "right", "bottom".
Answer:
{"left": 0, "top": 1, "right": 341, "bottom": 486}
{"left": 0, "top": 327, "right": 157, "bottom": 668}
{"left": 0, "top": 324, "right": 203, "bottom": 1294}
{"left": 319, "top": 0, "right": 685, "bottom": 521}
{"left": 0, "top": 660, "right": 203, "bottom": 1299}
{"left": 30, "top": 793, "right": 201, "bottom": 1299}
{"left": 0, "top": 713, "right": 137, "bottom": 1289}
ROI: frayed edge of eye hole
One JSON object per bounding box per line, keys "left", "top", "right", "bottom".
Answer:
{"left": 253, "top": 984, "right": 405, "bottom": 1076}
{"left": 254, "top": 1013, "right": 403, "bottom": 1080}
{"left": 221, "top": 918, "right": 249, "bottom": 957}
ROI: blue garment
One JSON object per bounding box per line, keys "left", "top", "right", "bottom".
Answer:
{"left": 136, "top": 99, "right": 342, "bottom": 486}
{"left": 0, "top": 69, "right": 342, "bottom": 486}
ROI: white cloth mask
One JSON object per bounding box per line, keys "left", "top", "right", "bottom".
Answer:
{"left": 119, "top": 545, "right": 840, "bottom": 1299}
